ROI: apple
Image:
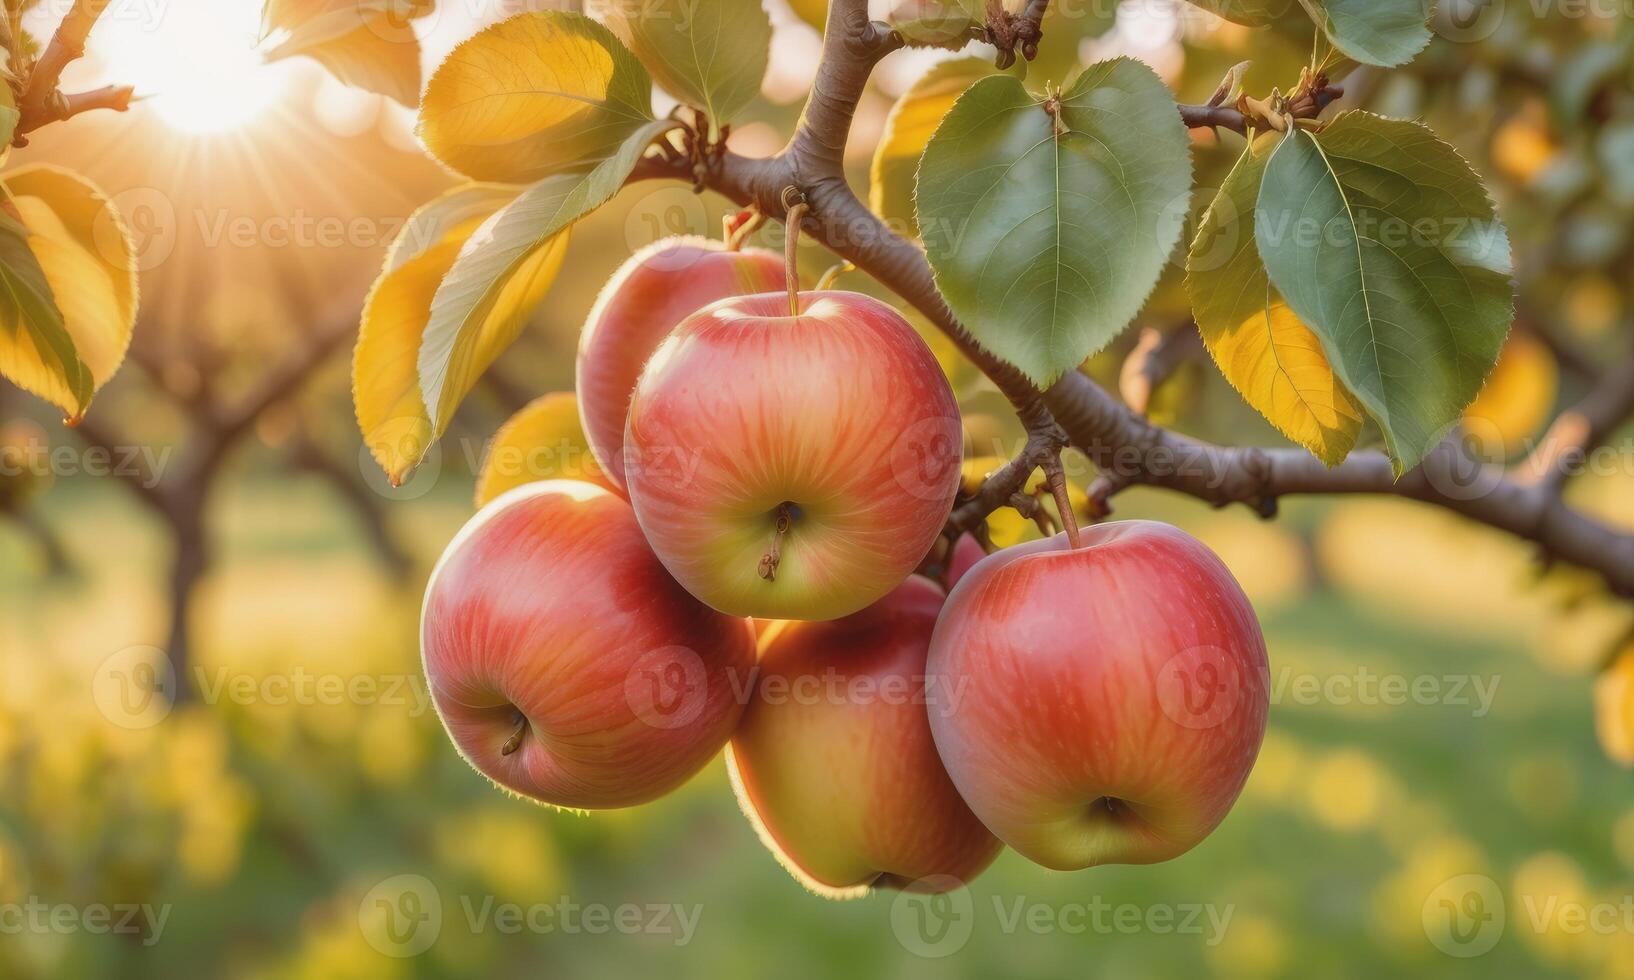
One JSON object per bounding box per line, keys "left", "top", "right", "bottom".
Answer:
{"left": 945, "top": 533, "right": 987, "bottom": 589}
{"left": 623, "top": 289, "right": 962, "bottom": 621}
{"left": 421, "top": 480, "right": 757, "bottom": 809}
{"left": 728, "top": 576, "right": 1002, "bottom": 896}
{"left": 576, "top": 236, "right": 785, "bottom": 492}
{"left": 927, "top": 521, "right": 1269, "bottom": 870}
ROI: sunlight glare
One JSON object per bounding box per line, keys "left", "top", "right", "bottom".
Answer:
{"left": 91, "top": 0, "right": 296, "bottom": 134}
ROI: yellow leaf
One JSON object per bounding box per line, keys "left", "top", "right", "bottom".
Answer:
{"left": 786, "top": 0, "right": 826, "bottom": 30}
{"left": 1596, "top": 647, "right": 1634, "bottom": 768}
{"left": 870, "top": 58, "right": 994, "bottom": 240}
{"left": 417, "top": 11, "right": 653, "bottom": 183}
{"left": 1188, "top": 135, "right": 1363, "bottom": 466}
{"left": 473, "top": 392, "right": 613, "bottom": 508}
{"left": 1464, "top": 331, "right": 1558, "bottom": 459}
{"left": 353, "top": 189, "right": 569, "bottom": 485}
{"left": 0, "top": 166, "right": 138, "bottom": 421}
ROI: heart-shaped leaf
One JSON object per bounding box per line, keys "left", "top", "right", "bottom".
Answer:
{"left": 594, "top": 0, "right": 770, "bottom": 133}
{"left": 916, "top": 58, "right": 1192, "bottom": 386}
{"left": 1255, "top": 112, "right": 1514, "bottom": 474}
{"left": 418, "top": 11, "right": 654, "bottom": 183}
{"left": 1189, "top": 134, "right": 1363, "bottom": 465}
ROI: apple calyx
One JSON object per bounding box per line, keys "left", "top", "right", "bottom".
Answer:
{"left": 758, "top": 501, "right": 797, "bottom": 582}
{"left": 499, "top": 712, "right": 528, "bottom": 757}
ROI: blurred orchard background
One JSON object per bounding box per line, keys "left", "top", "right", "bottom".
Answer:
{"left": 1, "top": 0, "right": 1633, "bottom": 976}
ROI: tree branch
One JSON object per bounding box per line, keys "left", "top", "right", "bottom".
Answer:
{"left": 1515, "top": 352, "right": 1634, "bottom": 496}
{"left": 18, "top": 0, "right": 116, "bottom": 135}
{"left": 18, "top": 84, "right": 134, "bottom": 135}
{"left": 945, "top": 402, "right": 1067, "bottom": 537}
{"left": 1119, "top": 324, "right": 1205, "bottom": 416}
{"left": 210, "top": 317, "right": 353, "bottom": 448}
{"left": 623, "top": 0, "right": 1634, "bottom": 599}
{"left": 69, "top": 415, "right": 168, "bottom": 517}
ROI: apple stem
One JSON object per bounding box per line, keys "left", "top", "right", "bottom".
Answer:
{"left": 781, "top": 187, "right": 808, "bottom": 317}
{"left": 500, "top": 712, "right": 529, "bottom": 757}
{"left": 814, "top": 260, "right": 853, "bottom": 291}
{"left": 758, "top": 502, "right": 795, "bottom": 582}
{"left": 723, "top": 207, "right": 763, "bottom": 251}
{"left": 1042, "top": 452, "right": 1083, "bottom": 549}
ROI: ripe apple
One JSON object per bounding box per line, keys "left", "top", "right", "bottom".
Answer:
{"left": 945, "top": 533, "right": 987, "bottom": 589}
{"left": 728, "top": 576, "right": 1002, "bottom": 896}
{"left": 623, "top": 290, "right": 962, "bottom": 621}
{"left": 576, "top": 236, "right": 785, "bottom": 492}
{"left": 927, "top": 521, "right": 1269, "bottom": 871}
{"left": 421, "top": 480, "right": 757, "bottom": 809}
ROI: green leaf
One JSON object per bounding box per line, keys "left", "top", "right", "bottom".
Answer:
{"left": 887, "top": 0, "right": 984, "bottom": 48}
{"left": 0, "top": 79, "right": 18, "bottom": 151}
{"left": 596, "top": 0, "right": 769, "bottom": 132}
{"left": 0, "top": 210, "right": 89, "bottom": 421}
{"left": 418, "top": 118, "right": 680, "bottom": 431}
{"left": 1255, "top": 112, "right": 1514, "bottom": 474}
{"left": 870, "top": 57, "right": 996, "bottom": 239}
{"left": 1187, "top": 134, "right": 1363, "bottom": 466}
{"left": 1298, "top": 0, "right": 1430, "bottom": 68}
{"left": 418, "top": 11, "right": 655, "bottom": 183}
{"left": 916, "top": 58, "right": 1193, "bottom": 386}
{"left": 1183, "top": 0, "right": 1298, "bottom": 26}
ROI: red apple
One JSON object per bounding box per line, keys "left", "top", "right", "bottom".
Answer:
{"left": 421, "top": 480, "right": 757, "bottom": 809}
{"left": 576, "top": 236, "right": 785, "bottom": 492}
{"left": 729, "top": 576, "right": 1002, "bottom": 896}
{"left": 623, "top": 290, "right": 962, "bottom": 621}
{"left": 946, "top": 533, "right": 987, "bottom": 589}
{"left": 927, "top": 521, "right": 1269, "bottom": 870}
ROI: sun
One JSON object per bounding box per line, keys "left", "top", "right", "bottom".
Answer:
{"left": 77, "top": 0, "right": 297, "bottom": 134}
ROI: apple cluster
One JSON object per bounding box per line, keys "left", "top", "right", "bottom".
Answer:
{"left": 421, "top": 237, "right": 1271, "bottom": 896}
